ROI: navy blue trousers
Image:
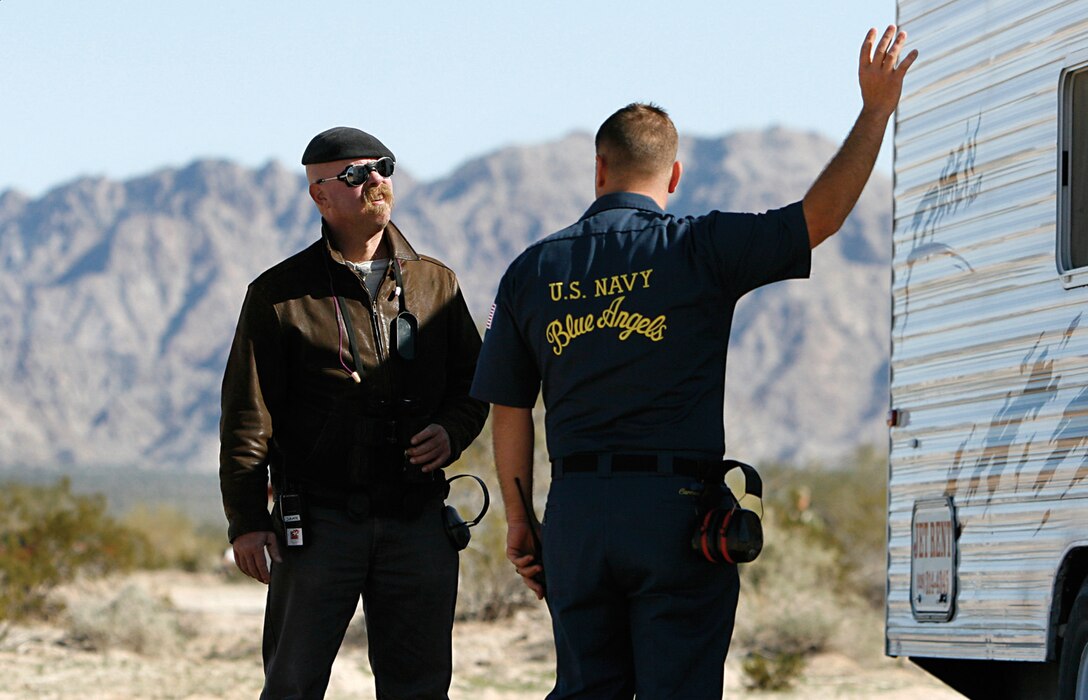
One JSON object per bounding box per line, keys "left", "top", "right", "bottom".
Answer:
{"left": 542, "top": 474, "right": 740, "bottom": 700}
{"left": 261, "top": 499, "right": 458, "bottom": 700}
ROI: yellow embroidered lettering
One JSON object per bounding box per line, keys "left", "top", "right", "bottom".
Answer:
{"left": 546, "top": 320, "right": 570, "bottom": 355}
{"left": 599, "top": 296, "right": 624, "bottom": 326}
{"left": 544, "top": 294, "right": 666, "bottom": 351}
{"left": 646, "top": 316, "right": 667, "bottom": 340}
{"left": 617, "top": 316, "right": 639, "bottom": 339}
{"left": 568, "top": 313, "right": 594, "bottom": 337}
{"left": 592, "top": 269, "right": 654, "bottom": 298}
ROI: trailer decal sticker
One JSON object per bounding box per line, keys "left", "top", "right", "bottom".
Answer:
{"left": 909, "top": 116, "right": 984, "bottom": 243}
{"left": 900, "top": 117, "right": 984, "bottom": 340}
{"left": 1035, "top": 315, "right": 1088, "bottom": 497}
{"left": 943, "top": 314, "right": 1084, "bottom": 507}
{"left": 963, "top": 333, "right": 1058, "bottom": 502}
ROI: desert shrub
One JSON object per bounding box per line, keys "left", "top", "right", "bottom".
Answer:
{"left": 741, "top": 651, "right": 806, "bottom": 692}
{"left": 733, "top": 445, "right": 889, "bottom": 689}
{"left": 120, "top": 504, "right": 224, "bottom": 572}
{"left": 455, "top": 508, "right": 536, "bottom": 621}
{"left": 734, "top": 513, "right": 845, "bottom": 690}
{"left": 0, "top": 478, "right": 150, "bottom": 624}
{"left": 759, "top": 445, "right": 888, "bottom": 607}
{"left": 64, "top": 582, "right": 194, "bottom": 655}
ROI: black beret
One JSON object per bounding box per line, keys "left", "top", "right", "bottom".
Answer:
{"left": 301, "top": 127, "right": 395, "bottom": 165}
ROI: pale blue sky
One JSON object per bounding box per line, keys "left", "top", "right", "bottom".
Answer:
{"left": 0, "top": 1, "right": 897, "bottom": 196}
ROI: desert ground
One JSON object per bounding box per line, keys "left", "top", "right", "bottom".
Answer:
{"left": 0, "top": 570, "right": 965, "bottom": 699}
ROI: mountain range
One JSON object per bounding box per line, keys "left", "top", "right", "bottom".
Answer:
{"left": 0, "top": 127, "right": 890, "bottom": 472}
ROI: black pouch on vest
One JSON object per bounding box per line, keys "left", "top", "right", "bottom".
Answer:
{"left": 691, "top": 460, "right": 763, "bottom": 564}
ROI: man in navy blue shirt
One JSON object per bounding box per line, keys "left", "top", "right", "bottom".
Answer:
{"left": 471, "top": 26, "right": 917, "bottom": 699}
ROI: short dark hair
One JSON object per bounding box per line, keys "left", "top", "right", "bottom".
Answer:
{"left": 594, "top": 103, "right": 678, "bottom": 178}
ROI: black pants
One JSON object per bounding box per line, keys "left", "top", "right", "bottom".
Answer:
{"left": 261, "top": 499, "right": 459, "bottom": 699}
{"left": 543, "top": 474, "right": 741, "bottom": 699}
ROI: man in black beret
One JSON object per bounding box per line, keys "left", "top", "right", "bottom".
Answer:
{"left": 220, "top": 126, "right": 488, "bottom": 698}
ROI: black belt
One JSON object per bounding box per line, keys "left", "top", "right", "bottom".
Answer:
{"left": 551, "top": 453, "right": 724, "bottom": 480}
{"left": 304, "top": 490, "right": 359, "bottom": 510}
{"left": 301, "top": 475, "right": 441, "bottom": 511}
{"left": 298, "top": 484, "right": 369, "bottom": 512}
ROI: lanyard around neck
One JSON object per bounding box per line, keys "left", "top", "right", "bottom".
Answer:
{"left": 332, "top": 257, "right": 417, "bottom": 383}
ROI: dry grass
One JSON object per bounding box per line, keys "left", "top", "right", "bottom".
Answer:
{"left": 0, "top": 570, "right": 961, "bottom": 700}
{"left": 0, "top": 446, "right": 966, "bottom": 698}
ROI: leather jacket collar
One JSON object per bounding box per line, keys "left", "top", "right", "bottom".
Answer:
{"left": 321, "top": 219, "right": 421, "bottom": 265}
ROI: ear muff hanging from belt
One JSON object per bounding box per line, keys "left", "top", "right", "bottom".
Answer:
{"left": 443, "top": 473, "right": 490, "bottom": 551}
{"left": 691, "top": 460, "right": 764, "bottom": 564}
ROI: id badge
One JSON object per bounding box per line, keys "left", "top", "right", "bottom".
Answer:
{"left": 280, "top": 493, "right": 305, "bottom": 547}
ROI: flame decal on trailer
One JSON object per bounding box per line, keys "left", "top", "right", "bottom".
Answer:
{"left": 900, "top": 117, "right": 984, "bottom": 340}
{"left": 942, "top": 314, "right": 1086, "bottom": 509}
{"left": 909, "top": 116, "right": 984, "bottom": 242}
{"left": 898, "top": 116, "right": 1088, "bottom": 510}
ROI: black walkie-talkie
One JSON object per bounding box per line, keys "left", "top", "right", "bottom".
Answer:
{"left": 514, "top": 477, "right": 545, "bottom": 591}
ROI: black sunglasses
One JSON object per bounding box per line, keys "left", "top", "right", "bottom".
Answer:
{"left": 314, "top": 157, "right": 395, "bottom": 187}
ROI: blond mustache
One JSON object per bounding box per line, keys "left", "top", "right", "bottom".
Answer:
{"left": 365, "top": 183, "right": 393, "bottom": 203}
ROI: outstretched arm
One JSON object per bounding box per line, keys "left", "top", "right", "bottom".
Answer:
{"left": 803, "top": 25, "right": 919, "bottom": 248}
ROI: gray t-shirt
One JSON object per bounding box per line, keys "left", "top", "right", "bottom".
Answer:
{"left": 345, "top": 258, "right": 389, "bottom": 299}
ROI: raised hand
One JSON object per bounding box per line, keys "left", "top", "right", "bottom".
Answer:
{"left": 859, "top": 25, "right": 919, "bottom": 119}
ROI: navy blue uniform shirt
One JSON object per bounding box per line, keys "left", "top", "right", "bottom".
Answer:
{"left": 470, "top": 192, "right": 811, "bottom": 461}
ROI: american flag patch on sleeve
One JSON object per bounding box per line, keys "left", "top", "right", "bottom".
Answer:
{"left": 486, "top": 303, "right": 496, "bottom": 329}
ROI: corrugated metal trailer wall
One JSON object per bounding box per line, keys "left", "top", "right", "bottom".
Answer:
{"left": 888, "top": 0, "right": 1088, "bottom": 667}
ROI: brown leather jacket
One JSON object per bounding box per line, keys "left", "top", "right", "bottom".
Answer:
{"left": 219, "top": 220, "right": 488, "bottom": 541}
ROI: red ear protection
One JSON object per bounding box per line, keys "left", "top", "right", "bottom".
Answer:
{"left": 693, "top": 503, "right": 763, "bottom": 564}
{"left": 691, "top": 460, "right": 763, "bottom": 564}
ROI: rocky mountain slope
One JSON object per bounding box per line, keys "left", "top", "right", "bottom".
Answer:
{"left": 0, "top": 128, "right": 890, "bottom": 471}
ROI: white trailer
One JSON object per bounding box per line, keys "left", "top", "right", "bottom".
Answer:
{"left": 887, "top": 1, "right": 1088, "bottom": 697}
